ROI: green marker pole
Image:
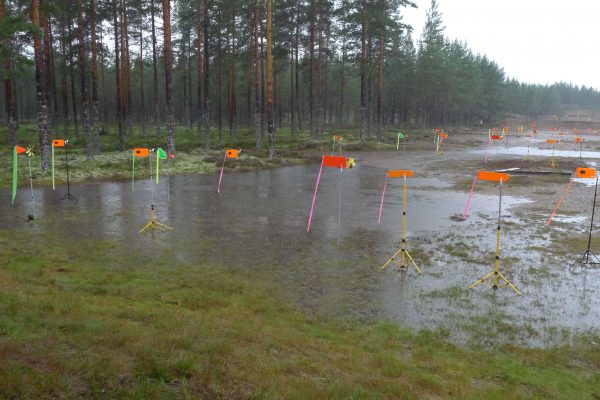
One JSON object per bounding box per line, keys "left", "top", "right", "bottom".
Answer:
{"left": 132, "top": 151, "right": 135, "bottom": 191}
{"left": 51, "top": 145, "right": 55, "bottom": 190}
{"left": 397, "top": 134, "right": 400, "bottom": 151}
{"left": 156, "top": 151, "right": 159, "bottom": 184}
{"left": 12, "top": 146, "right": 18, "bottom": 204}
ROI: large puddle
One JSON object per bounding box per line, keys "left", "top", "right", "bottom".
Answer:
{"left": 2, "top": 164, "right": 600, "bottom": 347}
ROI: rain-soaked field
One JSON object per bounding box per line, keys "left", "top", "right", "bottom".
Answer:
{"left": 4, "top": 130, "right": 600, "bottom": 348}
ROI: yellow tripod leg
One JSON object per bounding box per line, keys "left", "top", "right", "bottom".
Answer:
{"left": 402, "top": 249, "right": 421, "bottom": 273}
{"left": 496, "top": 272, "right": 522, "bottom": 295}
{"left": 381, "top": 248, "right": 403, "bottom": 270}
{"left": 468, "top": 270, "right": 495, "bottom": 289}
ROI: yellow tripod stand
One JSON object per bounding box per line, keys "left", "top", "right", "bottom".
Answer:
{"left": 380, "top": 170, "right": 420, "bottom": 272}
{"left": 139, "top": 204, "right": 173, "bottom": 233}
{"left": 138, "top": 148, "right": 173, "bottom": 234}
{"left": 468, "top": 172, "right": 521, "bottom": 295}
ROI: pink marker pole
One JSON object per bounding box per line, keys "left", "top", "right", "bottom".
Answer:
{"left": 217, "top": 153, "right": 227, "bottom": 193}
{"left": 462, "top": 175, "right": 477, "bottom": 220}
{"left": 307, "top": 157, "right": 324, "bottom": 232}
{"left": 378, "top": 175, "right": 388, "bottom": 224}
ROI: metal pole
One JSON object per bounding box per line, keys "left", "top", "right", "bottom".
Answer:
{"left": 586, "top": 175, "right": 598, "bottom": 254}
{"left": 337, "top": 165, "right": 342, "bottom": 247}
{"left": 28, "top": 157, "right": 35, "bottom": 219}
{"left": 402, "top": 174, "right": 407, "bottom": 267}
{"left": 493, "top": 179, "right": 502, "bottom": 287}
{"left": 65, "top": 143, "right": 71, "bottom": 195}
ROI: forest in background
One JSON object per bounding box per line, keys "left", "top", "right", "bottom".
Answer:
{"left": 3, "top": 0, "right": 600, "bottom": 169}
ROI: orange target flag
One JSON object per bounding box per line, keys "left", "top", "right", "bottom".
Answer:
{"left": 134, "top": 148, "right": 149, "bottom": 157}
{"left": 575, "top": 137, "right": 583, "bottom": 143}
{"left": 387, "top": 169, "right": 414, "bottom": 178}
{"left": 226, "top": 149, "right": 239, "bottom": 158}
{"left": 15, "top": 145, "right": 27, "bottom": 155}
{"left": 52, "top": 139, "right": 65, "bottom": 147}
{"left": 576, "top": 167, "right": 596, "bottom": 178}
{"left": 322, "top": 155, "right": 348, "bottom": 169}
{"left": 478, "top": 171, "right": 510, "bottom": 182}
{"left": 491, "top": 135, "right": 502, "bottom": 141}
{"left": 547, "top": 139, "right": 557, "bottom": 144}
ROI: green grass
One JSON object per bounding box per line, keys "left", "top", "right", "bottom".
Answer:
{"left": 0, "top": 229, "right": 599, "bottom": 399}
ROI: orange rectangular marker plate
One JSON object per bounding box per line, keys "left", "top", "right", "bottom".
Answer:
{"left": 439, "top": 133, "right": 448, "bottom": 139}
{"left": 133, "top": 148, "right": 149, "bottom": 157}
{"left": 576, "top": 167, "right": 596, "bottom": 178}
{"left": 52, "top": 139, "right": 65, "bottom": 147}
{"left": 322, "top": 155, "right": 347, "bottom": 169}
{"left": 547, "top": 139, "right": 556, "bottom": 144}
{"left": 575, "top": 137, "right": 583, "bottom": 143}
{"left": 478, "top": 171, "right": 510, "bottom": 182}
{"left": 387, "top": 169, "right": 414, "bottom": 178}
{"left": 226, "top": 149, "right": 239, "bottom": 158}
{"left": 491, "top": 135, "right": 502, "bottom": 140}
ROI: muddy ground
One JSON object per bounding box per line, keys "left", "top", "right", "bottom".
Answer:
{"left": 4, "top": 129, "right": 600, "bottom": 348}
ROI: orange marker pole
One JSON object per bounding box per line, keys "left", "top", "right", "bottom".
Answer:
{"left": 378, "top": 174, "right": 388, "bottom": 224}
{"left": 307, "top": 157, "right": 324, "bottom": 232}
{"left": 463, "top": 175, "right": 477, "bottom": 219}
{"left": 217, "top": 153, "right": 227, "bottom": 193}
{"left": 546, "top": 179, "right": 573, "bottom": 225}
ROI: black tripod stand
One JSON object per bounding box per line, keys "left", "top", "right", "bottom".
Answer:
{"left": 58, "top": 142, "right": 77, "bottom": 202}
{"left": 570, "top": 175, "right": 600, "bottom": 269}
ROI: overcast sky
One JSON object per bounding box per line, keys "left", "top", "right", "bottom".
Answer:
{"left": 403, "top": 0, "right": 600, "bottom": 89}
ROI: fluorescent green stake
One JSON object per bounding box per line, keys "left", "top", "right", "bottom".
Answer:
{"left": 397, "top": 133, "right": 404, "bottom": 151}
{"left": 51, "top": 145, "right": 55, "bottom": 190}
{"left": 132, "top": 150, "right": 135, "bottom": 191}
{"left": 156, "top": 148, "right": 167, "bottom": 184}
{"left": 12, "top": 146, "right": 17, "bottom": 204}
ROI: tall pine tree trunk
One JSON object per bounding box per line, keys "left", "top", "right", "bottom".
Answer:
{"left": 32, "top": 0, "right": 51, "bottom": 170}
{"left": 90, "top": 0, "right": 100, "bottom": 155}
{"left": 139, "top": 26, "right": 145, "bottom": 135}
{"left": 76, "top": 0, "right": 91, "bottom": 157}
{"left": 67, "top": 8, "right": 79, "bottom": 138}
{"left": 196, "top": 0, "right": 204, "bottom": 138}
{"left": 376, "top": 34, "right": 384, "bottom": 141}
{"left": 216, "top": 7, "right": 223, "bottom": 141}
{"left": 266, "top": 0, "right": 275, "bottom": 158}
{"left": 122, "top": 0, "right": 132, "bottom": 136}
{"left": 253, "top": 2, "right": 261, "bottom": 149}
{"left": 43, "top": 8, "right": 55, "bottom": 129}
{"left": 162, "top": 0, "right": 175, "bottom": 155}
{"left": 113, "top": 0, "right": 124, "bottom": 150}
{"left": 1, "top": 0, "right": 17, "bottom": 148}
{"left": 359, "top": 1, "right": 367, "bottom": 143}
{"left": 59, "top": 16, "right": 69, "bottom": 137}
{"left": 151, "top": 0, "right": 160, "bottom": 136}
{"left": 308, "top": 1, "right": 315, "bottom": 138}
{"left": 289, "top": 3, "right": 294, "bottom": 134}
{"left": 202, "top": 0, "right": 210, "bottom": 150}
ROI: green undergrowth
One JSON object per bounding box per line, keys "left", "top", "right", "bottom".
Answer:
{"left": 0, "top": 123, "right": 475, "bottom": 189}
{"left": 0, "top": 228, "right": 598, "bottom": 399}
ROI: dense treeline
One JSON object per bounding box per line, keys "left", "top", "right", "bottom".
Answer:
{"left": 2, "top": 0, "right": 600, "bottom": 168}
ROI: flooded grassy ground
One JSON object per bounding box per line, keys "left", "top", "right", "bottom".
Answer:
{"left": 2, "top": 127, "right": 600, "bottom": 397}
